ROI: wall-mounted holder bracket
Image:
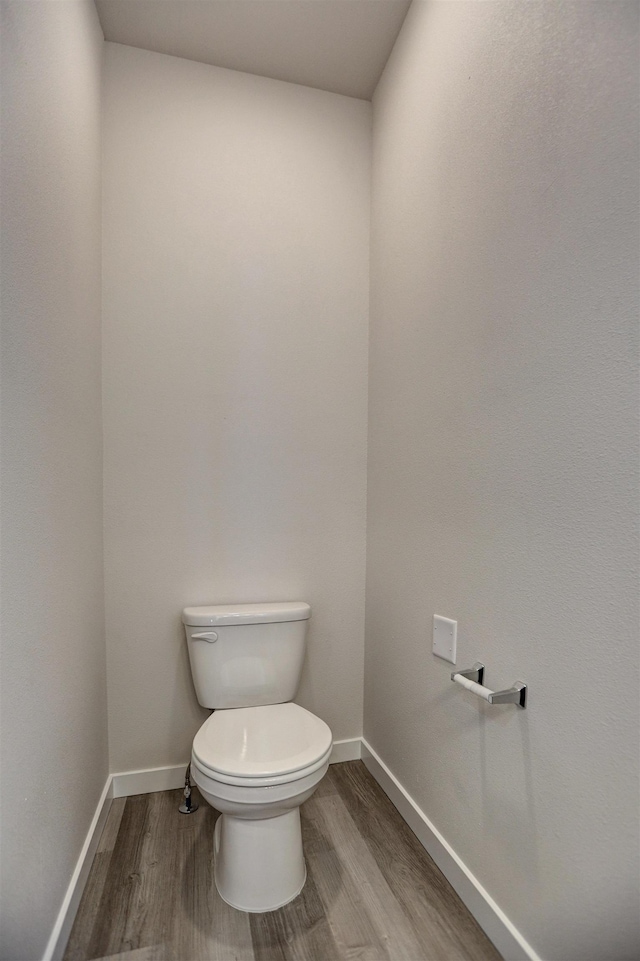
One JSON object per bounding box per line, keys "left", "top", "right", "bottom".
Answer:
{"left": 489, "top": 681, "right": 527, "bottom": 708}
{"left": 451, "top": 662, "right": 527, "bottom": 709}
{"left": 454, "top": 661, "right": 485, "bottom": 685}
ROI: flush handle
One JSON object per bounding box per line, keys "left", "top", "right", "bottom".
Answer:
{"left": 191, "top": 631, "right": 218, "bottom": 643}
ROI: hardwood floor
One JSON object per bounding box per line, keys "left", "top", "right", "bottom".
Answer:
{"left": 64, "top": 761, "right": 502, "bottom": 961}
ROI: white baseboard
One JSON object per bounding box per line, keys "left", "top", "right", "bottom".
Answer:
{"left": 361, "top": 739, "right": 540, "bottom": 961}
{"left": 111, "top": 763, "right": 187, "bottom": 798}
{"left": 42, "top": 774, "right": 113, "bottom": 961}
{"left": 329, "top": 736, "right": 362, "bottom": 763}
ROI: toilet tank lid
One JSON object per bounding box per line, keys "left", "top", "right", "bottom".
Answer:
{"left": 182, "top": 601, "right": 311, "bottom": 626}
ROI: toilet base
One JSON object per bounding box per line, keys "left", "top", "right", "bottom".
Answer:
{"left": 213, "top": 808, "right": 306, "bottom": 912}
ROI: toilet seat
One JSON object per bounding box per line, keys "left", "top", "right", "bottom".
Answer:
{"left": 192, "top": 702, "right": 333, "bottom": 788}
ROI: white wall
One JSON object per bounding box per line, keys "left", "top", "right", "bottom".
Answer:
{"left": 366, "top": 3, "right": 639, "bottom": 960}
{"left": 103, "top": 43, "right": 370, "bottom": 773}
{"left": 0, "top": 2, "right": 107, "bottom": 959}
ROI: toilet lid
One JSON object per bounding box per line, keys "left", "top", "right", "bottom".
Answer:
{"left": 192, "top": 703, "right": 333, "bottom": 780}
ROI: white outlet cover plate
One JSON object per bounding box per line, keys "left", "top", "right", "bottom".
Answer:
{"left": 433, "top": 615, "right": 457, "bottom": 664}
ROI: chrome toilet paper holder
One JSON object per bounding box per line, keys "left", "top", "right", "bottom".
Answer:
{"left": 451, "top": 662, "right": 527, "bottom": 708}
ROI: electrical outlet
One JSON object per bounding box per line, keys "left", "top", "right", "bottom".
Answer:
{"left": 433, "top": 615, "right": 457, "bottom": 664}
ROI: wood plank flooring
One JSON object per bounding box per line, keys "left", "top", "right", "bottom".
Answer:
{"left": 65, "top": 761, "right": 502, "bottom": 961}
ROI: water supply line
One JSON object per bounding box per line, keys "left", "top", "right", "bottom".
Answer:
{"left": 178, "top": 762, "right": 199, "bottom": 814}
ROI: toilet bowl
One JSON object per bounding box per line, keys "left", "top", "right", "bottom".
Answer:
{"left": 190, "top": 701, "right": 332, "bottom": 912}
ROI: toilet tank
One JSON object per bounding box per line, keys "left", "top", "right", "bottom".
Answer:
{"left": 182, "top": 602, "right": 311, "bottom": 709}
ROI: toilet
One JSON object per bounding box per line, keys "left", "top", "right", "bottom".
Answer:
{"left": 182, "top": 601, "right": 332, "bottom": 913}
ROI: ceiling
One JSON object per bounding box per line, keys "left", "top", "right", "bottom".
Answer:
{"left": 94, "top": 0, "right": 412, "bottom": 101}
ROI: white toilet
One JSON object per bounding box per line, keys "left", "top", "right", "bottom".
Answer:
{"left": 182, "top": 601, "right": 332, "bottom": 913}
